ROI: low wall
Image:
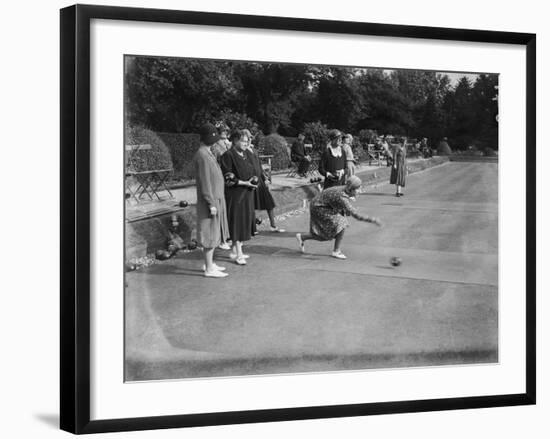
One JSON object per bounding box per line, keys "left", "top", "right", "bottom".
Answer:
{"left": 126, "top": 156, "right": 449, "bottom": 261}
{"left": 449, "top": 155, "right": 498, "bottom": 163}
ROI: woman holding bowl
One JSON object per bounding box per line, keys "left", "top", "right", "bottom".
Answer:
{"left": 319, "top": 129, "right": 347, "bottom": 189}
{"left": 220, "top": 130, "right": 258, "bottom": 265}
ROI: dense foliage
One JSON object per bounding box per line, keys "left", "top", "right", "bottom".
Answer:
{"left": 126, "top": 57, "right": 499, "bottom": 152}
{"left": 126, "top": 125, "right": 173, "bottom": 172}
{"left": 156, "top": 132, "right": 200, "bottom": 180}
{"left": 258, "top": 134, "right": 290, "bottom": 170}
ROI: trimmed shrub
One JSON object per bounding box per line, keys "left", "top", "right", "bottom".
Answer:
{"left": 357, "top": 129, "right": 378, "bottom": 146}
{"left": 258, "top": 134, "right": 290, "bottom": 170}
{"left": 303, "top": 121, "right": 330, "bottom": 152}
{"left": 350, "top": 136, "right": 365, "bottom": 162}
{"left": 157, "top": 132, "right": 200, "bottom": 180}
{"left": 126, "top": 126, "right": 172, "bottom": 172}
{"left": 214, "top": 110, "right": 260, "bottom": 137}
{"left": 354, "top": 145, "right": 369, "bottom": 163}
{"left": 437, "top": 139, "right": 452, "bottom": 155}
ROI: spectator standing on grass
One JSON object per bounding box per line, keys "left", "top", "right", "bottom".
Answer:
{"left": 290, "top": 133, "right": 311, "bottom": 177}
{"left": 243, "top": 129, "right": 286, "bottom": 234}
{"left": 342, "top": 133, "right": 356, "bottom": 179}
{"left": 220, "top": 130, "right": 258, "bottom": 265}
{"left": 319, "top": 129, "right": 347, "bottom": 189}
{"left": 193, "top": 123, "right": 230, "bottom": 278}
{"left": 390, "top": 137, "right": 407, "bottom": 197}
{"left": 295, "top": 176, "right": 382, "bottom": 260}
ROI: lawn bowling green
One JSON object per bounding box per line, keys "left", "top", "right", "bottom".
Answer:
{"left": 125, "top": 161, "right": 498, "bottom": 381}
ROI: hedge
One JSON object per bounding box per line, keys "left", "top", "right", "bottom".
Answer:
{"left": 157, "top": 132, "right": 201, "bottom": 180}
{"left": 126, "top": 126, "right": 173, "bottom": 172}
{"left": 258, "top": 134, "right": 290, "bottom": 171}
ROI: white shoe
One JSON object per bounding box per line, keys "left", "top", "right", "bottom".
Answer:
{"left": 270, "top": 226, "right": 286, "bottom": 233}
{"left": 204, "top": 269, "right": 229, "bottom": 278}
{"left": 331, "top": 250, "right": 347, "bottom": 259}
{"left": 202, "top": 264, "right": 226, "bottom": 272}
{"left": 218, "top": 242, "right": 231, "bottom": 250}
{"left": 234, "top": 257, "right": 247, "bottom": 265}
{"left": 229, "top": 253, "right": 250, "bottom": 260}
{"left": 296, "top": 233, "right": 305, "bottom": 253}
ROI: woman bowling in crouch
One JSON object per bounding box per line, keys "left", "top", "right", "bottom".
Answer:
{"left": 296, "top": 176, "right": 382, "bottom": 259}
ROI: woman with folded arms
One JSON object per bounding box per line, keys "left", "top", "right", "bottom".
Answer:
{"left": 390, "top": 137, "right": 408, "bottom": 197}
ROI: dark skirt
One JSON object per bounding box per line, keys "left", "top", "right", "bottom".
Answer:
{"left": 254, "top": 180, "right": 276, "bottom": 211}
{"left": 225, "top": 186, "right": 255, "bottom": 242}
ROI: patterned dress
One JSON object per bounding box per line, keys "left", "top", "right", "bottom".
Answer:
{"left": 309, "top": 186, "right": 371, "bottom": 241}
{"left": 390, "top": 144, "right": 407, "bottom": 186}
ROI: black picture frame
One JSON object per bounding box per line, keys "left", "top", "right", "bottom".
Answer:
{"left": 60, "top": 4, "right": 536, "bottom": 434}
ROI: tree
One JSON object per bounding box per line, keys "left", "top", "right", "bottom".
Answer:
{"left": 355, "top": 70, "right": 414, "bottom": 134}
{"left": 236, "top": 63, "right": 311, "bottom": 134}
{"left": 312, "top": 67, "right": 365, "bottom": 132}
{"left": 442, "top": 76, "right": 476, "bottom": 148}
{"left": 470, "top": 74, "right": 499, "bottom": 149}
{"left": 125, "top": 57, "right": 241, "bottom": 132}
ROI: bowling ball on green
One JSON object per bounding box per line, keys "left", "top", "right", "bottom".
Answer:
{"left": 224, "top": 172, "right": 237, "bottom": 186}
{"left": 179, "top": 200, "right": 188, "bottom": 208}
{"left": 390, "top": 256, "right": 402, "bottom": 267}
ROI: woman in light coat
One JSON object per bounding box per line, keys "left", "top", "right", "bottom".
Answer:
{"left": 193, "top": 123, "right": 230, "bottom": 278}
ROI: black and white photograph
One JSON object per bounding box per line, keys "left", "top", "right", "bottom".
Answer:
{"left": 0, "top": 0, "right": 540, "bottom": 436}
{"left": 124, "top": 55, "right": 499, "bottom": 382}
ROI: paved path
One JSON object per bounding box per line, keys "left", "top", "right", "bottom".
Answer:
{"left": 125, "top": 161, "right": 498, "bottom": 381}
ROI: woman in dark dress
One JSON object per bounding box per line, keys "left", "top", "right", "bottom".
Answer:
{"left": 244, "top": 130, "right": 285, "bottom": 233}
{"left": 390, "top": 138, "right": 407, "bottom": 197}
{"left": 319, "top": 129, "right": 347, "bottom": 189}
{"left": 220, "top": 130, "right": 258, "bottom": 265}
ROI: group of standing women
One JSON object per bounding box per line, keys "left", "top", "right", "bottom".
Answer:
{"left": 193, "top": 123, "right": 283, "bottom": 278}
{"left": 194, "top": 124, "right": 407, "bottom": 275}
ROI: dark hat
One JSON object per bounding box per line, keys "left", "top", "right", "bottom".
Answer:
{"left": 199, "top": 123, "right": 220, "bottom": 146}
{"left": 328, "top": 129, "right": 342, "bottom": 141}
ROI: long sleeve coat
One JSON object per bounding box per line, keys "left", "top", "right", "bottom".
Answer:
{"left": 193, "top": 145, "right": 229, "bottom": 248}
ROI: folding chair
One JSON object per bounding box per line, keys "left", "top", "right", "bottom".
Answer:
{"left": 286, "top": 161, "right": 300, "bottom": 177}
